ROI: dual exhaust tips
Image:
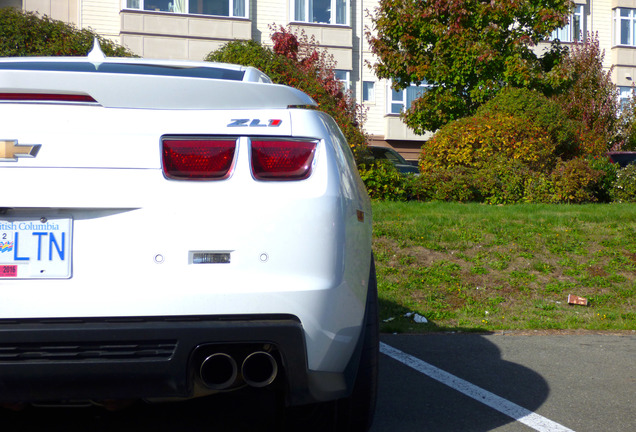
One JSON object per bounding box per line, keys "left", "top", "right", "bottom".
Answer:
{"left": 199, "top": 351, "right": 278, "bottom": 390}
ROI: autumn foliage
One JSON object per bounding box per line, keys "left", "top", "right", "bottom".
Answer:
{"left": 406, "top": 32, "right": 636, "bottom": 204}
{"left": 420, "top": 112, "right": 558, "bottom": 173}
{"left": 551, "top": 34, "right": 631, "bottom": 154}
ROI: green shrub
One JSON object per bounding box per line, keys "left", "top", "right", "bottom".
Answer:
{"left": 420, "top": 112, "right": 557, "bottom": 173}
{"left": 358, "top": 161, "right": 407, "bottom": 201}
{"left": 475, "top": 157, "right": 531, "bottom": 204}
{"left": 550, "top": 158, "right": 602, "bottom": 203}
{"left": 420, "top": 88, "right": 581, "bottom": 176}
{"left": 523, "top": 172, "right": 556, "bottom": 203}
{"left": 413, "top": 39, "right": 630, "bottom": 204}
{"left": 412, "top": 156, "right": 611, "bottom": 205}
{"left": 587, "top": 156, "right": 619, "bottom": 203}
{"left": 476, "top": 87, "right": 580, "bottom": 158}
{"left": 612, "top": 164, "right": 636, "bottom": 203}
{"left": 402, "top": 173, "right": 433, "bottom": 201}
{"left": 521, "top": 160, "right": 602, "bottom": 204}
{"left": 416, "top": 84, "right": 616, "bottom": 205}
{"left": 411, "top": 166, "right": 481, "bottom": 202}
{"left": 0, "top": 8, "right": 135, "bottom": 57}
{"left": 431, "top": 167, "right": 481, "bottom": 202}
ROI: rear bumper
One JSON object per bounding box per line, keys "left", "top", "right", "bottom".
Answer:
{"left": 0, "top": 315, "right": 352, "bottom": 406}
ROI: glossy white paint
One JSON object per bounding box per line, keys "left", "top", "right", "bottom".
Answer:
{"left": 0, "top": 57, "right": 372, "bottom": 373}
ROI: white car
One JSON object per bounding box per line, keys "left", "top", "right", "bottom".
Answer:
{"left": 0, "top": 42, "right": 377, "bottom": 431}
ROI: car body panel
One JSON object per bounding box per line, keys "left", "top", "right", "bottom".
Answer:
{"left": 0, "top": 55, "right": 373, "bottom": 405}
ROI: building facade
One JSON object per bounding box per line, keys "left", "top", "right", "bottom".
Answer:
{"left": 2, "top": 0, "right": 634, "bottom": 161}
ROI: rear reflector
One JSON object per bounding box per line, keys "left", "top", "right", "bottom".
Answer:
{"left": 162, "top": 139, "right": 236, "bottom": 180}
{"left": 251, "top": 139, "right": 317, "bottom": 180}
{"left": 0, "top": 93, "right": 97, "bottom": 103}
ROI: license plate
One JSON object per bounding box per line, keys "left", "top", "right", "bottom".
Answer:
{"left": 0, "top": 217, "right": 73, "bottom": 279}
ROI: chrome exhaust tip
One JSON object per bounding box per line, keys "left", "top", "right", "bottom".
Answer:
{"left": 199, "top": 353, "right": 238, "bottom": 390}
{"left": 241, "top": 351, "right": 278, "bottom": 388}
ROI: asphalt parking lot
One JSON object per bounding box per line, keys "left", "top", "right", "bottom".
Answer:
{"left": 373, "top": 332, "right": 636, "bottom": 432}
{"left": 1, "top": 331, "right": 634, "bottom": 431}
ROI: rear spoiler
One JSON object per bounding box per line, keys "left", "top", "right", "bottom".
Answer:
{"left": 0, "top": 70, "right": 317, "bottom": 110}
{"left": 0, "top": 40, "right": 317, "bottom": 110}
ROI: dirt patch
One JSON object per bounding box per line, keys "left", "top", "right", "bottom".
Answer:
{"left": 587, "top": 266, "right": 608, "bottom": 277}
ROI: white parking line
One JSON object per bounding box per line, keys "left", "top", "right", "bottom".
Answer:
{"left": 380, "top": 342, "right": 576, "bottom": 432}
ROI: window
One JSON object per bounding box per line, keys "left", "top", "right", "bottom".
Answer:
{"left": 551, "top": 4, "right": 584, "bottom": 42}
{"left": 334, "top": 70, "right": 350, "bottom": 92}
{"left": 619, "top": 86, "right": 635, "bottom": 110}
{"left": 389, "top": 81, "right": 431, "bottom": 114}
{"left": 292, "top": 0, "right": 348, "bottom": 25}
{"left": 362, "top": 81, "right": 375, "bottom": 103}
{"left": 615, "top": 8, "right": 636, "bottom": 46}
{"left": 0, "top": 0, "right": 21, "bottom": 8}
{"left": 124, "top": 0, "right": 247, "bottom": 18}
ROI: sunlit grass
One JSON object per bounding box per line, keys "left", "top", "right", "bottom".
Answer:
{"left": 373, "top": 201, "right": 636, "bottom": 333}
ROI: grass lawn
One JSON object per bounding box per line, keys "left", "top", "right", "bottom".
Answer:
{"left": 372, "top": 201, "right": 636, "bottom": 333}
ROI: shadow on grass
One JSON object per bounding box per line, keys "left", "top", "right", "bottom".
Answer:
{"left": 378, "top": 297, "right": 489, "bottom": 334}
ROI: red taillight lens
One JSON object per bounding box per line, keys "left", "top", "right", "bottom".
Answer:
{"left": 251, "top": 139, "right": 317, "bottom": 180}
{"left": 0, "top": 93, "right": 97, "bottom": 103}
{"left": 162, "top": 139, "right": 236, "bottom": 180}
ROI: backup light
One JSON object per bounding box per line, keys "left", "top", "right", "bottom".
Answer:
{"left": 162, "top": 138, "right": 236, "bottom": 180}
{"left": 251, "top": 139, "right": 317, "bottom": 180}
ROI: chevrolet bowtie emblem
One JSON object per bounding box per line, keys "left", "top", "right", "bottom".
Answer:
{"left": 0, "top": 140, "right": 41, "bottom": 161}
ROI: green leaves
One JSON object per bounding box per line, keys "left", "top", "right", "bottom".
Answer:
{"left": 368, "top": 0, "right": 572, "bottom": 131}
{"left": 358, "top": 161, "right": 409, "bottom": 201}
{"left": 612, "top": 165, "right": 636, "bottom": 203}
{"left": 0, "top": 8, "right": 135, "bottom": 57}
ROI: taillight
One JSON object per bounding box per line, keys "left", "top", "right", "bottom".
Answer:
{"left": 251, "top": 139, "right": 317, "bottom": 180}
{"left": 162, "top": 138, "right": 236, "bottom": 180}
{"left": 0, "top": 93, "right": 97, "bottom": 103}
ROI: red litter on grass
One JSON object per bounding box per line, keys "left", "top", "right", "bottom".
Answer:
{"left": 567, "top": 294, "right": 588, "bottom": 306}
